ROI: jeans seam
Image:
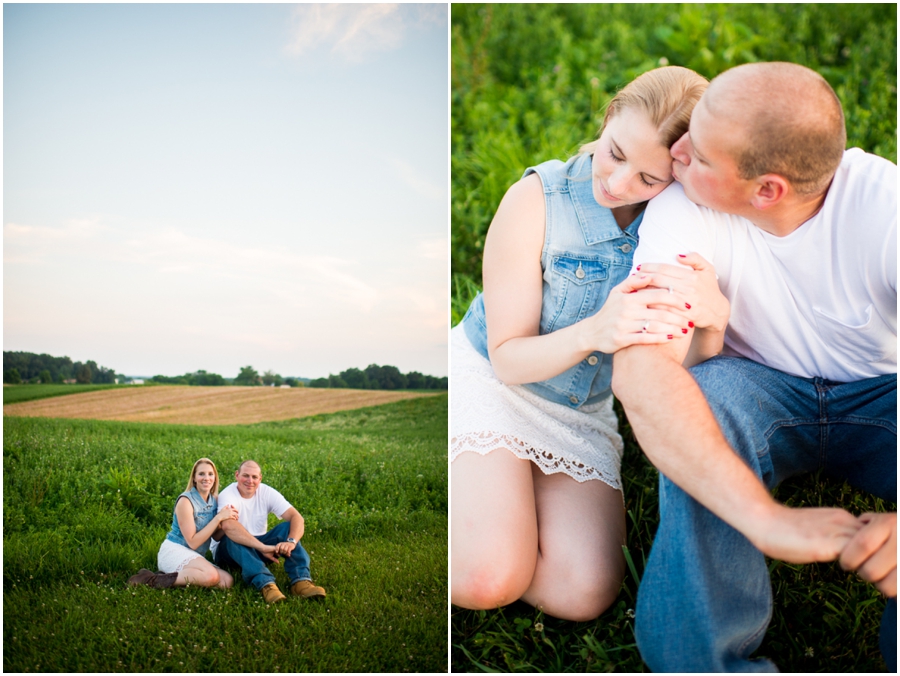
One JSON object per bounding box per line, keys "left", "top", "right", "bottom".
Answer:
{"left": 735, "top": 589, "right": 774, "bottom": 659}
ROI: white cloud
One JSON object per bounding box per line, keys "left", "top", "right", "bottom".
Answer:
{"left": 285, "top": 3, "right": 446, "bottom": 62}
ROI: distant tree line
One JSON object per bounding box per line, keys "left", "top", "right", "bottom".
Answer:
{"left": 3, "top": 351, "right": 117, "bottom": 385}
{"left": 308, "top": 364, "right": 447, "bottom": 390}
{"left": 4, "top": 352, "right": 447, "bottom": 391}
{"left": 151, "top": 370, "right": 227, "bottom": 386}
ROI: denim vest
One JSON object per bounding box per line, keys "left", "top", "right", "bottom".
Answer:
{"left": 461, "top": 153, "right": 642, "bottom": 408}
{"left": 165, "top": 486, "right": 218, "bottom": 555}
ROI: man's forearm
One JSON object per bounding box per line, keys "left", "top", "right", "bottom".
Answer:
{"left": 219, "top": 520, "right": 268, "bottom": 550}
{"left": 612, "top": 344, "right": 779, "bottom": 543}
{"left": 287, "top": 511, "right": 305, "bottom": 542}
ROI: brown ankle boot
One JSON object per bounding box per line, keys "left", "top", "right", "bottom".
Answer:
{"left": 127, "top": 569, "right": 178, "bottom": 589}
{"left": 150, "top": 572, "right": 178, "bottom": 589}
{"left": 128, "top": 569, "right": 157, "bottom": 586}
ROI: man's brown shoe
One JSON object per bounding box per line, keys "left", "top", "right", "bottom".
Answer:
{"left": 291, "top": 579, "right": 326, "bottom": 599}
{"left": 261, "top": 583, "right": 286, "bottom": 604}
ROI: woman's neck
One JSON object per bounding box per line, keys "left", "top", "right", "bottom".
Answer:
{"left": 195, "top": 485, "right": 210, "bottom": 501}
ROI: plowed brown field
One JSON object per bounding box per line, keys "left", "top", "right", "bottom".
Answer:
{"left": 3, "top": 386, "right": 439, "bottom": 425}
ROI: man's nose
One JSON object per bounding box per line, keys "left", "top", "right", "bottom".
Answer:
{"left": 671, "top": 132, "right": 691, "bottom": 164}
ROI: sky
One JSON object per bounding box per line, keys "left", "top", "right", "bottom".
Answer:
{"left": 4, "top": 3, "right": 448, "bottom": 379}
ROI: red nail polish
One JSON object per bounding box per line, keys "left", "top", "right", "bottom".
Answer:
{"left": 636, "top": 265, "right": 641, "bottom": 271}
{"left": 685, "top": 303, "right": 691, "bottom": 309}
{"left": 682, "top": 328, "right": 688, "bottom": 334}
{"left": 678, "top": 254, "right": 687, "bottom": 258}
{"left": 688, "top": 321, "right": 694, "bottom": 328}
{"left": 667, "top": 334, "right": 673, "bottom": 340}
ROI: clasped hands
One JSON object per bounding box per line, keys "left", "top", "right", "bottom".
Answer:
{"left": 839, "top": 512, "right": 896, "bottom": 597}
{"left": 586, "top": 252, "right": 729, "bottom": 354}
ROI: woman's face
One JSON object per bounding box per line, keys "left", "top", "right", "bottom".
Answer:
{"left": 193, "top": 463, "right": 216, "bottom": 492}
{"left": 591, "top": 107, "right": 675, "bottom": 208}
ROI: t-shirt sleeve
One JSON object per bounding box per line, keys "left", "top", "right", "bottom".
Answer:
{"left": 216, "top": 484, "right": 235, "bottom": 513}
{"left": 632, "top": 182, "right": 717, "bottom": 273}
{"left": 262, "top": 485, "right": 294, "bottom": 520}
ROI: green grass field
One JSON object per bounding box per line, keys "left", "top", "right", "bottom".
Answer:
{"left": 3, "top": 395, "right": 448, "bottom": 673}
{"left": 451, "top": 3, "right": 896, "bottom": 672}
{"left": 3, "top": 383, "right": 127, "bottom": 405}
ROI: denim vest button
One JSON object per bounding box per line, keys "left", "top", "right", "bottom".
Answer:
{"left": 569, "top": 395, "right": 579, "bottom": 404}
{"left": 575, "top": 263, "right": 585, "bottom": 279}
{"left": 620, "top": 243, "right": 633, "bottom": 253}
{"left": 587, "top": 355, "right": 599, "bottom": 366}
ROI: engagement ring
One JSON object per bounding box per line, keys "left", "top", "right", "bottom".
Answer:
{"left": 667, "top": 285, "right": 674, "bottom": 294}
{"left": 641, "top": 321, "right": 650, "bottom": 333}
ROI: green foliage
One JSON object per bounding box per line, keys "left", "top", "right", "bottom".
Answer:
{"left": 310, "top": 364, "right": 448, "bottom": 391}
{"left": 452, "top": 4, "right": 896, "bottom": 672}
{"left": 4, "top": 368, "right": 22, "bottom": 385}
{"left": 4, "top": 351, "right": 118, "bottom": 384}
{"left": 452, "top": 3, "right": 897, "bottom": 285}
{"left": 4, "top": 394, "right": 447, "bottom": 672}
{"left": 234, "top": 365, "right": 261, "bottom": 386}
{"left": 151, "top": 370, "right": 227, "bottom": 386}
{"left": 3, "top": 383, "right": 124, "bottom": 405}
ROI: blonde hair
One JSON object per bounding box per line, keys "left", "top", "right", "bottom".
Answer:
{"left": 580, "top": 66, "right": 708, "bottom": 155}
{"left": 186, "top": 457, "right": 220, "bottom": 497}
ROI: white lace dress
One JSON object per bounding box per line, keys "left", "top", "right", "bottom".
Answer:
{"left": 450, "top": 325, "right": 623, "bottom": 489}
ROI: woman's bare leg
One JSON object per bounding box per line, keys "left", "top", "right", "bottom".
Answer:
{"left": 175, "top": 557, "right": 221, "bottom": 587}
{"left": 520, "top": 466, "right": 626, "bottom": 621}
{"left": 451, "top": 449, "right": 538, "bottom": 610}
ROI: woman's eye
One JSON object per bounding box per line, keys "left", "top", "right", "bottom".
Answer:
{"left": 608, "top": 150, "right": 624, "bottom": 163}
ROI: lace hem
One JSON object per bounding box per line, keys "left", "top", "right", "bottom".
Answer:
{"left": 450, "top": 431, "right": 621, "bottom": 489}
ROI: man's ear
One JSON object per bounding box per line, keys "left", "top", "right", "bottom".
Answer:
{"left": 749, "top": 174, "right": 790, "bottom": 210}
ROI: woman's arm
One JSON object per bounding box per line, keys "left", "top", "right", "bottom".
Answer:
{"left": 483, "top": 174, "right": 693, "bottom": 385}
{"left": 174, "top": 498, "right": 237, "bottom": 551}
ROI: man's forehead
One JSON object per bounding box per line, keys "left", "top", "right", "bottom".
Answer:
{"left": 238, "top": 462, "right": 261, "bottom": 475}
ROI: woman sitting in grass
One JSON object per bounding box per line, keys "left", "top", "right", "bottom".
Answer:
{"left": 128, "top": 457, "right": 237, "bottom": 589}
{"left": 451, "top": 66, "right": 730, "bottom": 620}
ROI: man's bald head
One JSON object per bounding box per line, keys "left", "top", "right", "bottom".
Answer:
{"left": 705, "top": 62, "right": 846, "bottom": 195}
{"left": 238, "top": 459, "right": 261, "bottom": 474}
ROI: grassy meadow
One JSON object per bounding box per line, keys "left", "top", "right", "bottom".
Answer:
{"left": 3, "top": 383, "right": 126, "bottom": 405}
{"left": 452, "top": 3, "right": 896, "bottom": 672}
{"left": 4, "top": 395, "right": 447, "bottom": 673}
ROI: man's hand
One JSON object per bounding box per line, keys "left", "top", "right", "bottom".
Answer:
{"left": 750, "top": 503, "right": 863, "bottom": 564}
{"left": 839, "top": 512, "right": 897, "bottom": 597}
{"left": 274, "top": 541, "right": 297, "bottom": 558}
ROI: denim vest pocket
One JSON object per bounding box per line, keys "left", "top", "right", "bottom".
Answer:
{"left": 546, "top": 256, "right": 611, "bottom": 332}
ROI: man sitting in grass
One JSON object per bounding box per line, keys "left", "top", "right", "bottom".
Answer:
{"left": 612, "top": 62, "right": 895, "bottom": 671}
{"left": 211, "top": 459, "right": 326, "bottom": 604}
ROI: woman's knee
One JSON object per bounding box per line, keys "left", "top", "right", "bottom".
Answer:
{"left": 452, "top": 560, "right": 534, "bottom": 610}
{"left": 532, "top": 569, "right": 623, "bottom": 621}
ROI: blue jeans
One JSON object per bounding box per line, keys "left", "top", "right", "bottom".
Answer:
{"left": 635, "top": 356, "right": 897, "bottom": 672}
{"left": 214, "top": 522, "right": 312, "bottom": 590}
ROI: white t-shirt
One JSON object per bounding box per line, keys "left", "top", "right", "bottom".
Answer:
{"left": 209, "top": 482, "right": 293, "bottom": 555}
{"left": 633, "top": 148, "right": 897, "bottom": 382}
